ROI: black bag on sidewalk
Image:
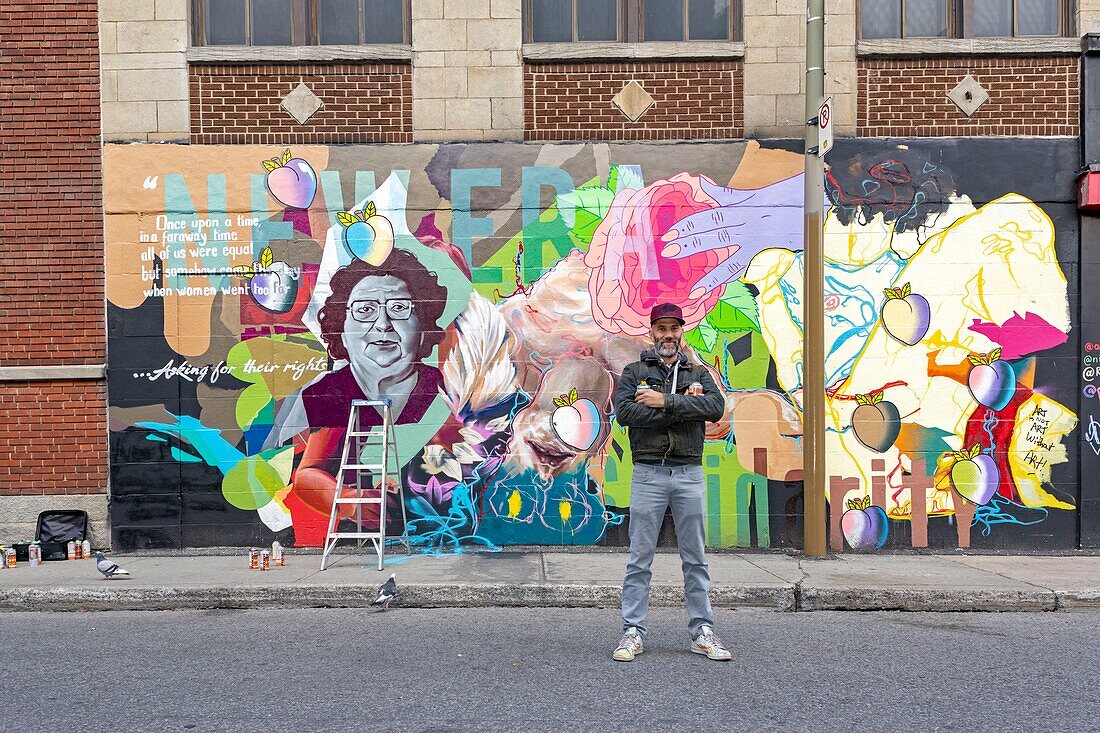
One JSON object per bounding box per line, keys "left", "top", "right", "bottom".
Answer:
{"left": 36, "top": 510, "right": 88, "bottom": 561}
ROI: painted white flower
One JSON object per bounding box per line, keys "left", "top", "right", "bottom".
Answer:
{"left": 421, "top": 444, "right": 462, "bottom": 482}
{"left": 484, "top": 415, "right": 511, "bottom": 434}
{"left": 452, "top": 439, "right": 483, "bottom": 466}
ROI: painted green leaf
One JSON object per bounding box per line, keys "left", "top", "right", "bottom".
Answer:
{"left": 615, "top": 165, "right": 644, "bottom": 192}
{"left": 684, "top": 320, "right": 719, "bottom": 353}
{"left": 706, "top": 281, "right": 761, "bottom": 333}
{"left": 683, "top": 325, "right": 707, "bottom": 352}
{"left": 557, "top": 186, "right": 615, "bottom": 244}
{"left": 557, "top": 186, "right": 614, "bottom": 220}
{"left": 570, "top": 210, "right": 604, "bottom": 244}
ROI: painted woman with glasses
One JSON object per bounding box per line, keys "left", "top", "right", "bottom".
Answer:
{"left": 289, "top": 248, "right": 449, "bottom": 528}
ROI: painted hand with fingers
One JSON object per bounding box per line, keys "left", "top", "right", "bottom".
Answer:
{"left": 661, "top": 174, "right": 806, "bottom": 299}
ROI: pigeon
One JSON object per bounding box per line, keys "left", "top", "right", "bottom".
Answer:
{"left": 371, "top": 573, "right": 397, "bottom": 611}
{"left": 95, "top": 551, "right": 130, "bottom": 580}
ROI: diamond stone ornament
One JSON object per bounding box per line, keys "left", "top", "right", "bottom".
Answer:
{"left": 612, "top": 80, "right": 655, "bottom": 122}
{"left": 948, "top": 75, "right": 989, "bottom": 117}
{"left": 281, "top": 82, "right": 323, "bottom": 124}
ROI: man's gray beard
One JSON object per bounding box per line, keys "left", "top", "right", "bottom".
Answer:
{"left": 655, "top": 340, "right": 679, "bottom": 357}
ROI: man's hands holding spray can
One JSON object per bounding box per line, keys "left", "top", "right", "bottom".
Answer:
{"left": 635, "top": 379, "right": 666, "bottom": 408}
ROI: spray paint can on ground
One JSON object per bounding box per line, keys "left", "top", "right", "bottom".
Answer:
{"left": 248, "top": 548, "right": 260, "bottom": 569}
{"left": 5, "top": 547, "right": 15, "bottom": 568}
{"left": 66, "top": 541, "right": 76, "bottom": 560}
{"left": 272, "top": 541, "right": 284, "bottom": 567}
{"left": 81, "top": 540, "right": 91, "bottom": 558}
{"left": 28, "top": 543, "right": 41, "bottom": 566}
{"left": 259, "top": 550, "right": 270, "bottom": 571}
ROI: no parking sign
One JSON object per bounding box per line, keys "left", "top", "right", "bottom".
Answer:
{"left": 818, "top": 97, "right": 833, "bottom": 157}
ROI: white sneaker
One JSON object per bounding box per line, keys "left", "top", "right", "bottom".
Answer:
{"left": 613, "top": 628, "right": 644, "bottom": 662}
{"left": 691, "top": 625, "right": 732, "bottom": 661}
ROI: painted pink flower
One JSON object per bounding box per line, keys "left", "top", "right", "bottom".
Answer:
{"left": 584, "top": 173, "right": 733, "bottom": 336}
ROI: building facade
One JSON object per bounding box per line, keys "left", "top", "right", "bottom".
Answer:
{"left": 2, "top": 0, "right": 1098, "bottom": 552}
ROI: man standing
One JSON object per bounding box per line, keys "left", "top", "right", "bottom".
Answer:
{"left": 611, "top": 303, "right": 731, "bottom": 662}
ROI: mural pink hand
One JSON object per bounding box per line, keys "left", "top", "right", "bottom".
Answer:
{"left": 584, "top": 174, "right": 735, "bottom": 336}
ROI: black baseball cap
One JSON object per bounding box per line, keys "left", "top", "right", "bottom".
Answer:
{"left": 650, "top": 303, "right": 685, "bottom": 325}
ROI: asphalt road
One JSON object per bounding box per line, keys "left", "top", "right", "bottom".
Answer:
{"left": 7, "top": 607, "right": 1098, "bottom": 733}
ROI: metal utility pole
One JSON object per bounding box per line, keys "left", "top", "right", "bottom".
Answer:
{"left": 802, "top": 0, "right": 827, "bottom": 557}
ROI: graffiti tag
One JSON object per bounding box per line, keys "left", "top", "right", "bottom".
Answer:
{"left": 1085, "top": 414, "right": 1100, "bottom": 456}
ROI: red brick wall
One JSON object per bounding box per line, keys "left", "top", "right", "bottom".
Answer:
{"left": 0, "top": 382, "right": 108, "bottom": 495}
{"left": 524, "top": 61, "right": 742, "bottom": 141}
{"left": 0, "top": 2, "right": 107, "bottom": 497}
{"left": 858, "top": 56, "right": 1079, "bottom": 137}
{"left": 0, "top": 1, "right": 104, "bottom": 365}
{"left": 189, "top": 63, "right": 413, "bottom": 144}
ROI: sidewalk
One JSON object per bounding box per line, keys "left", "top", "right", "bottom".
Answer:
{"left": 1, "top": 549, "right": 1098, "bottom": 613}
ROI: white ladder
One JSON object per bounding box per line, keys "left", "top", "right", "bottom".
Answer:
{"left": 320, "top": 398, "right": 410, "bottom": 571}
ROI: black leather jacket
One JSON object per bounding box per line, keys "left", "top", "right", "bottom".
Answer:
{"left": 613, "top": 350, "right": 726, "bottom": 465}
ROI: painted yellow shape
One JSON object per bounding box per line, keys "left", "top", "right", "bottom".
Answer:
{"left": 1009, "top": 394, "right": 1077, "bottom": 510}
{"left": 823, "top": 208, "right": 893, "bottom": 267}
{"left": 267, "top": 445, "right": 296, "bottom": 485}
{"left": 507, "top": 490, "right": 522, "bottom": 519}
{"left": 961, "top": 269, "right": 994, "bottom": 324}
{"left": 558, "top": 500, "right": 572, "bottom": 524}
{"left": 758, "top": 192, "right": 1073, "bottom": 517}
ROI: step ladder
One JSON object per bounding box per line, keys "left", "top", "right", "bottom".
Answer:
{"left": 320, "top": 398, "right": 410, "bottom": 571}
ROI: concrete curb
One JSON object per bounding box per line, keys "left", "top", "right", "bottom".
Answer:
{"left": 0, "top": 583, "right": 796, "bottom": 613}
{"left": 1055, "top": 589, "right": 1100, "bottom": 610}
{"left": 5, "top": 582, "right": 1098, "bottom": 613}
{"left": 797, "top": 587, "right": 1058, "bottom": 612}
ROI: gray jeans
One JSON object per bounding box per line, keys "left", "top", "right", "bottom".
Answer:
{"left": 621, "top": 463, "right": 715, "bottom": 639}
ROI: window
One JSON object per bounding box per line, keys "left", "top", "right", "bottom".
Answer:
{"left": 525, "top": 0, "right": 737, "bottom": 43}
{"left": 859, "top": 0, "right": 1070, "bottom": 38}
{"left": 191, "top": 0, "right": 410, "bottom": 46}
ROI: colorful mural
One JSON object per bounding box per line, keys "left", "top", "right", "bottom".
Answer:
{"left": 104, "top": 139, "right": 1080, "bottom": 552}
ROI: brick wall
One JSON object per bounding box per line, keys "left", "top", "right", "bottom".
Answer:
{"left": 0, "top": 1, "right": 105, "bottom": 365}
{"left": 858, "top": 56, "right": 1079, "bottom": 137}
{"left": 524, "top": 61, "right": 742, "bottom": 141}
{"left": 0, "top": 2, "right": 107, "bottom": 500}
{"left": 189, "top": 63, "right": 413, "bottom": 144}
{"left": 0, "top": 382, "right": 108, "bottom": 495}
